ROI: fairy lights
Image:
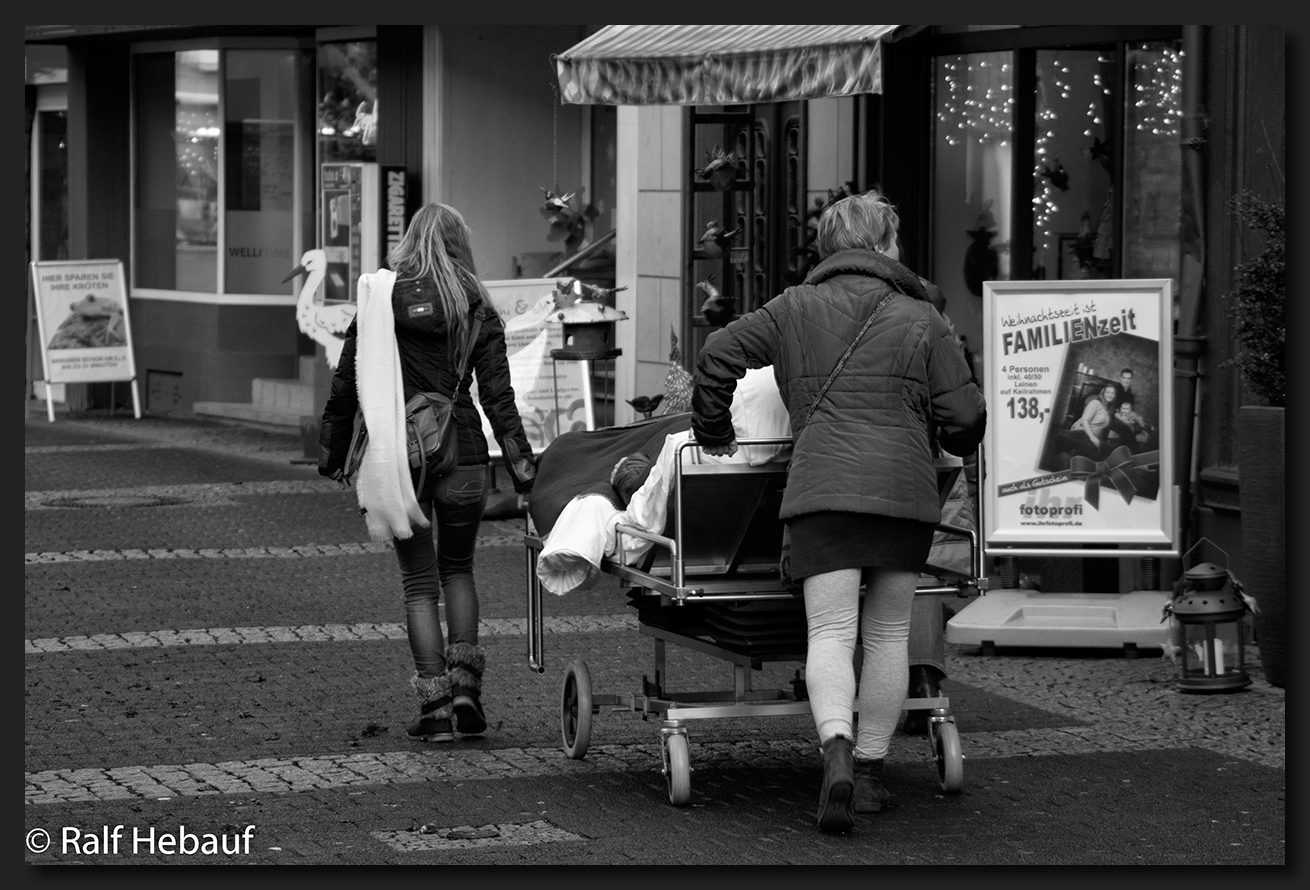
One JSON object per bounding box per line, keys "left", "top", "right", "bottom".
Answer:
{"left": 936, "top": 41, "right": 1184, "bottom": 281}
{"left": 1032, "top": 56, "right": 1072, "bottom": 256}
{"left": 1132, "top": 44, "right": 1183, "bottom": 136}
{"left": 936, "top": 54, "right": 1014, "bottom": 147}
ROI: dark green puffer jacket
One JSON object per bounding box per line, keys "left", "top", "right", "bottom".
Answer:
{"left": 691, "top": 249, "right": 986, "bottom": 524}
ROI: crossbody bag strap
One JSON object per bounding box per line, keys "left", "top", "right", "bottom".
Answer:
{"left": 794, "top": 289, "right": 896, "bottom": 440}
{"left": 458, "top": 311, "right": 484, "bottom": 385}
{"left": 414, "top": 311, "right": 483, "bottom": 493}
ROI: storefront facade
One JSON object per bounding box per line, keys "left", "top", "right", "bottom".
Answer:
{"left": 26, "top": 24, "right": 1284, "bottom": 590}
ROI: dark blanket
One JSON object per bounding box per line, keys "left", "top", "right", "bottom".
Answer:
{"left": 529, "top": 413, "right": 693, "bottom": 537}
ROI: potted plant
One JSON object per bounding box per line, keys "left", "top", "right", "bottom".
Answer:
{"left": 1225, "top": 187, "right": 1285, "bottom": 687}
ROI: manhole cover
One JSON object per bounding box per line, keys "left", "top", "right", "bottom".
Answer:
{"left": 42, "top": 495, "right": 191, "bottom": 508}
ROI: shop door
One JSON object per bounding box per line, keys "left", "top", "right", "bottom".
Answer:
{"left": 684, "top": 102, "right": 806, "bottom": 365}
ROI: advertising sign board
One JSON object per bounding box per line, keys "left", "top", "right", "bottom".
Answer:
{"left": 473, "top": 280, "right": 593, "bottom": 458}
{"left": 982, "top": 279, "right": 1175, "bottom": 555}
{"left": 30, "top": 259, "right": 141, "bottom": 421}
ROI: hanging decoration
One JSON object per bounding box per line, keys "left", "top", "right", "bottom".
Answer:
{"left": 539, "top": 187, "right": 599, "bottom": 256}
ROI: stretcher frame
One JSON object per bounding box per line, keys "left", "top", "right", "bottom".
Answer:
{"left": 524, "top": 437, "right": 985, "bottom": 806}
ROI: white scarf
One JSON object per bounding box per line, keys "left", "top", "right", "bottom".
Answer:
{"left": 354, "top": 270, "right": 429, "bottom": 541}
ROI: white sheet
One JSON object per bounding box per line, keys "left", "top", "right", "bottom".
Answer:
{"left": 536, "top": 368, "right": 793, "bottom": 596}
{"left": 537, "top": 430, "right": 729, "bottom": 594}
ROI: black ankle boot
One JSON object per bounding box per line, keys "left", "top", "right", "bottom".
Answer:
{"left": 446, "top": 642, "right": 487, "bottom": 735}
{"left": 853, "top": 758, "right": 891, "bottom": 813}
{"left": 816, "top": 735, "right": 855, "bottom": 834}
{"left": 902, "top": 665, "right": 945, "bottom": 736}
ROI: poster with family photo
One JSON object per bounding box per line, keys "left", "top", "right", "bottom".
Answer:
{"left": 981, "top": 279, "right": 1175, "bottom": 551}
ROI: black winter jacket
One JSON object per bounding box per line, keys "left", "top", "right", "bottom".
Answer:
{"left": 318, "top": 275, "right": 537, "bottom": 493}
{"left": 691, "top": 249, "right": 986, "bottom": 524}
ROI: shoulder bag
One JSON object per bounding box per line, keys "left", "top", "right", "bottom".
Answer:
{"left": 342, "top": 312, "right": 483, "bottom": 492}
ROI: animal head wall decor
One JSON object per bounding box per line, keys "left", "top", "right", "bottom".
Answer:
{"left": 539, "top": 187, "right": 599, "bottom": 255}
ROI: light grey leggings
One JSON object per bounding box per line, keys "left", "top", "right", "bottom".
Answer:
{"left": 803, "top": 566, "right": 918, "bottom": 760}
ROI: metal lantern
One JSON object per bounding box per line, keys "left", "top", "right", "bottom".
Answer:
{"left": 1164, "top": 561, "right": 1252, "bottom": 693}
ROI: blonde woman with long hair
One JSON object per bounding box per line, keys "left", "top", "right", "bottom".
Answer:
{"left": 319, "top": 203, "right": 537, "bottom": 742}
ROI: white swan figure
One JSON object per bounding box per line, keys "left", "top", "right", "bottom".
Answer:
{"left": 283, "top": 249, "right": 358, "bottom": 369}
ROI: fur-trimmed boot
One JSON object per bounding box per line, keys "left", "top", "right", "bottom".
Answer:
{"left": 407, "top": 672, "right": 454, "bottom": 742}
{"left": 445, "top": 642, "right": 487, "bottom": 735}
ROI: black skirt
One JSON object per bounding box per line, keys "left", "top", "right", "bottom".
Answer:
{"left": 786, "top": 511, "right": 935, "bottom": 581}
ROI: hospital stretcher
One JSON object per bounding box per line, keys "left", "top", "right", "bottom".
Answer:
{"left": 524, "top": 437, "right": 984, "bottom": 806}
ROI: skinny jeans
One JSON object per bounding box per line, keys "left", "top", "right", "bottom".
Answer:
{"left": 391, "top": 463, "right": 487, "bottom": 678}
{"left": 803, "top": 566, "right": 918, "bottom": 760}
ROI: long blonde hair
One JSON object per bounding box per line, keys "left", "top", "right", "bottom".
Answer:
{"left": 387, "top": 203, "right": 485, "bottom": 347}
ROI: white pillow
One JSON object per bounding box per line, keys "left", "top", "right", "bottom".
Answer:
{"left": 729, "top": 367, "right": 793, "bottom": 465}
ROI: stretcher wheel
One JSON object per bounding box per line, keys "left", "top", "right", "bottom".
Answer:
{"left": 932, "top": 721, "right": 964, "bottom": 793}
{"left": 664, "top": 732, "right": 692, "bottom": 806}
{"left": 560, "top": 658, "right": 593, "bottom": 759}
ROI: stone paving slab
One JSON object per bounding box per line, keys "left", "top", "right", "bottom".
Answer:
{"left": 24, "top": 410, "right": 1288, "bottom": 866}
{"left": 23, "top": 748, "right": 1285, "bottom": 865}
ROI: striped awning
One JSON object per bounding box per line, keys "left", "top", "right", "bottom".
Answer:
{"left": 554, "top": 25, "right": 900, "bottom": 105}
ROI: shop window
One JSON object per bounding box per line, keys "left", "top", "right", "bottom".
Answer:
{"left": 317, "top": 40, "right": 377, "bottom": 164}
{"left": 132, "top": 46, "right": 313, "bottom": 296}
{"left": 1032, "top": 48, "right": 1118, "bottom": 282}
{"left": 1121, "top": 42, "right": 1183, "bottom": 290}
{"left": 931, "top": 51, "right": 1014, "bottom": 349}
{"left": 930, "top": 38, "right": 1182, "bottom": 351}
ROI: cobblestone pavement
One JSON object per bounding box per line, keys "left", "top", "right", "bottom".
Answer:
{"left": 24, "top": 411, "right": 1288, "bottom": 867}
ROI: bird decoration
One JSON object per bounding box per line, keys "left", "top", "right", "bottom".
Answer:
{"left": 282, "top": 249, "right": 357, "bottom": 369}
{"left": 552, "top": 278, "right": 583, "bottom": 310}
{"left": 697, "top": 275, "right": 736, "bottom": 327}
{"left": 552, "top": 278, "right": 628, "bottom": 311}
{"left": 698, "top": 220, "right": 741, "bottom": 259}
{"left": 696, "top": 144, "right": 739, "bottom": 191}
{"left": 662, "top": 326, "right": 694, "bottom": 414}
{"left": 540, "top": 187, "right": 599, "bottom": 255}
{"left": 626, "top": 393, "right": 664, "bottom": 420}
{"left": 1039, "top": 158, "right": 1069, "bottom": 191}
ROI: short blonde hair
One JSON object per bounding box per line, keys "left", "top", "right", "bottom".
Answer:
{"left": 814, "top": 189, "right": 900, "bottom": 258}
